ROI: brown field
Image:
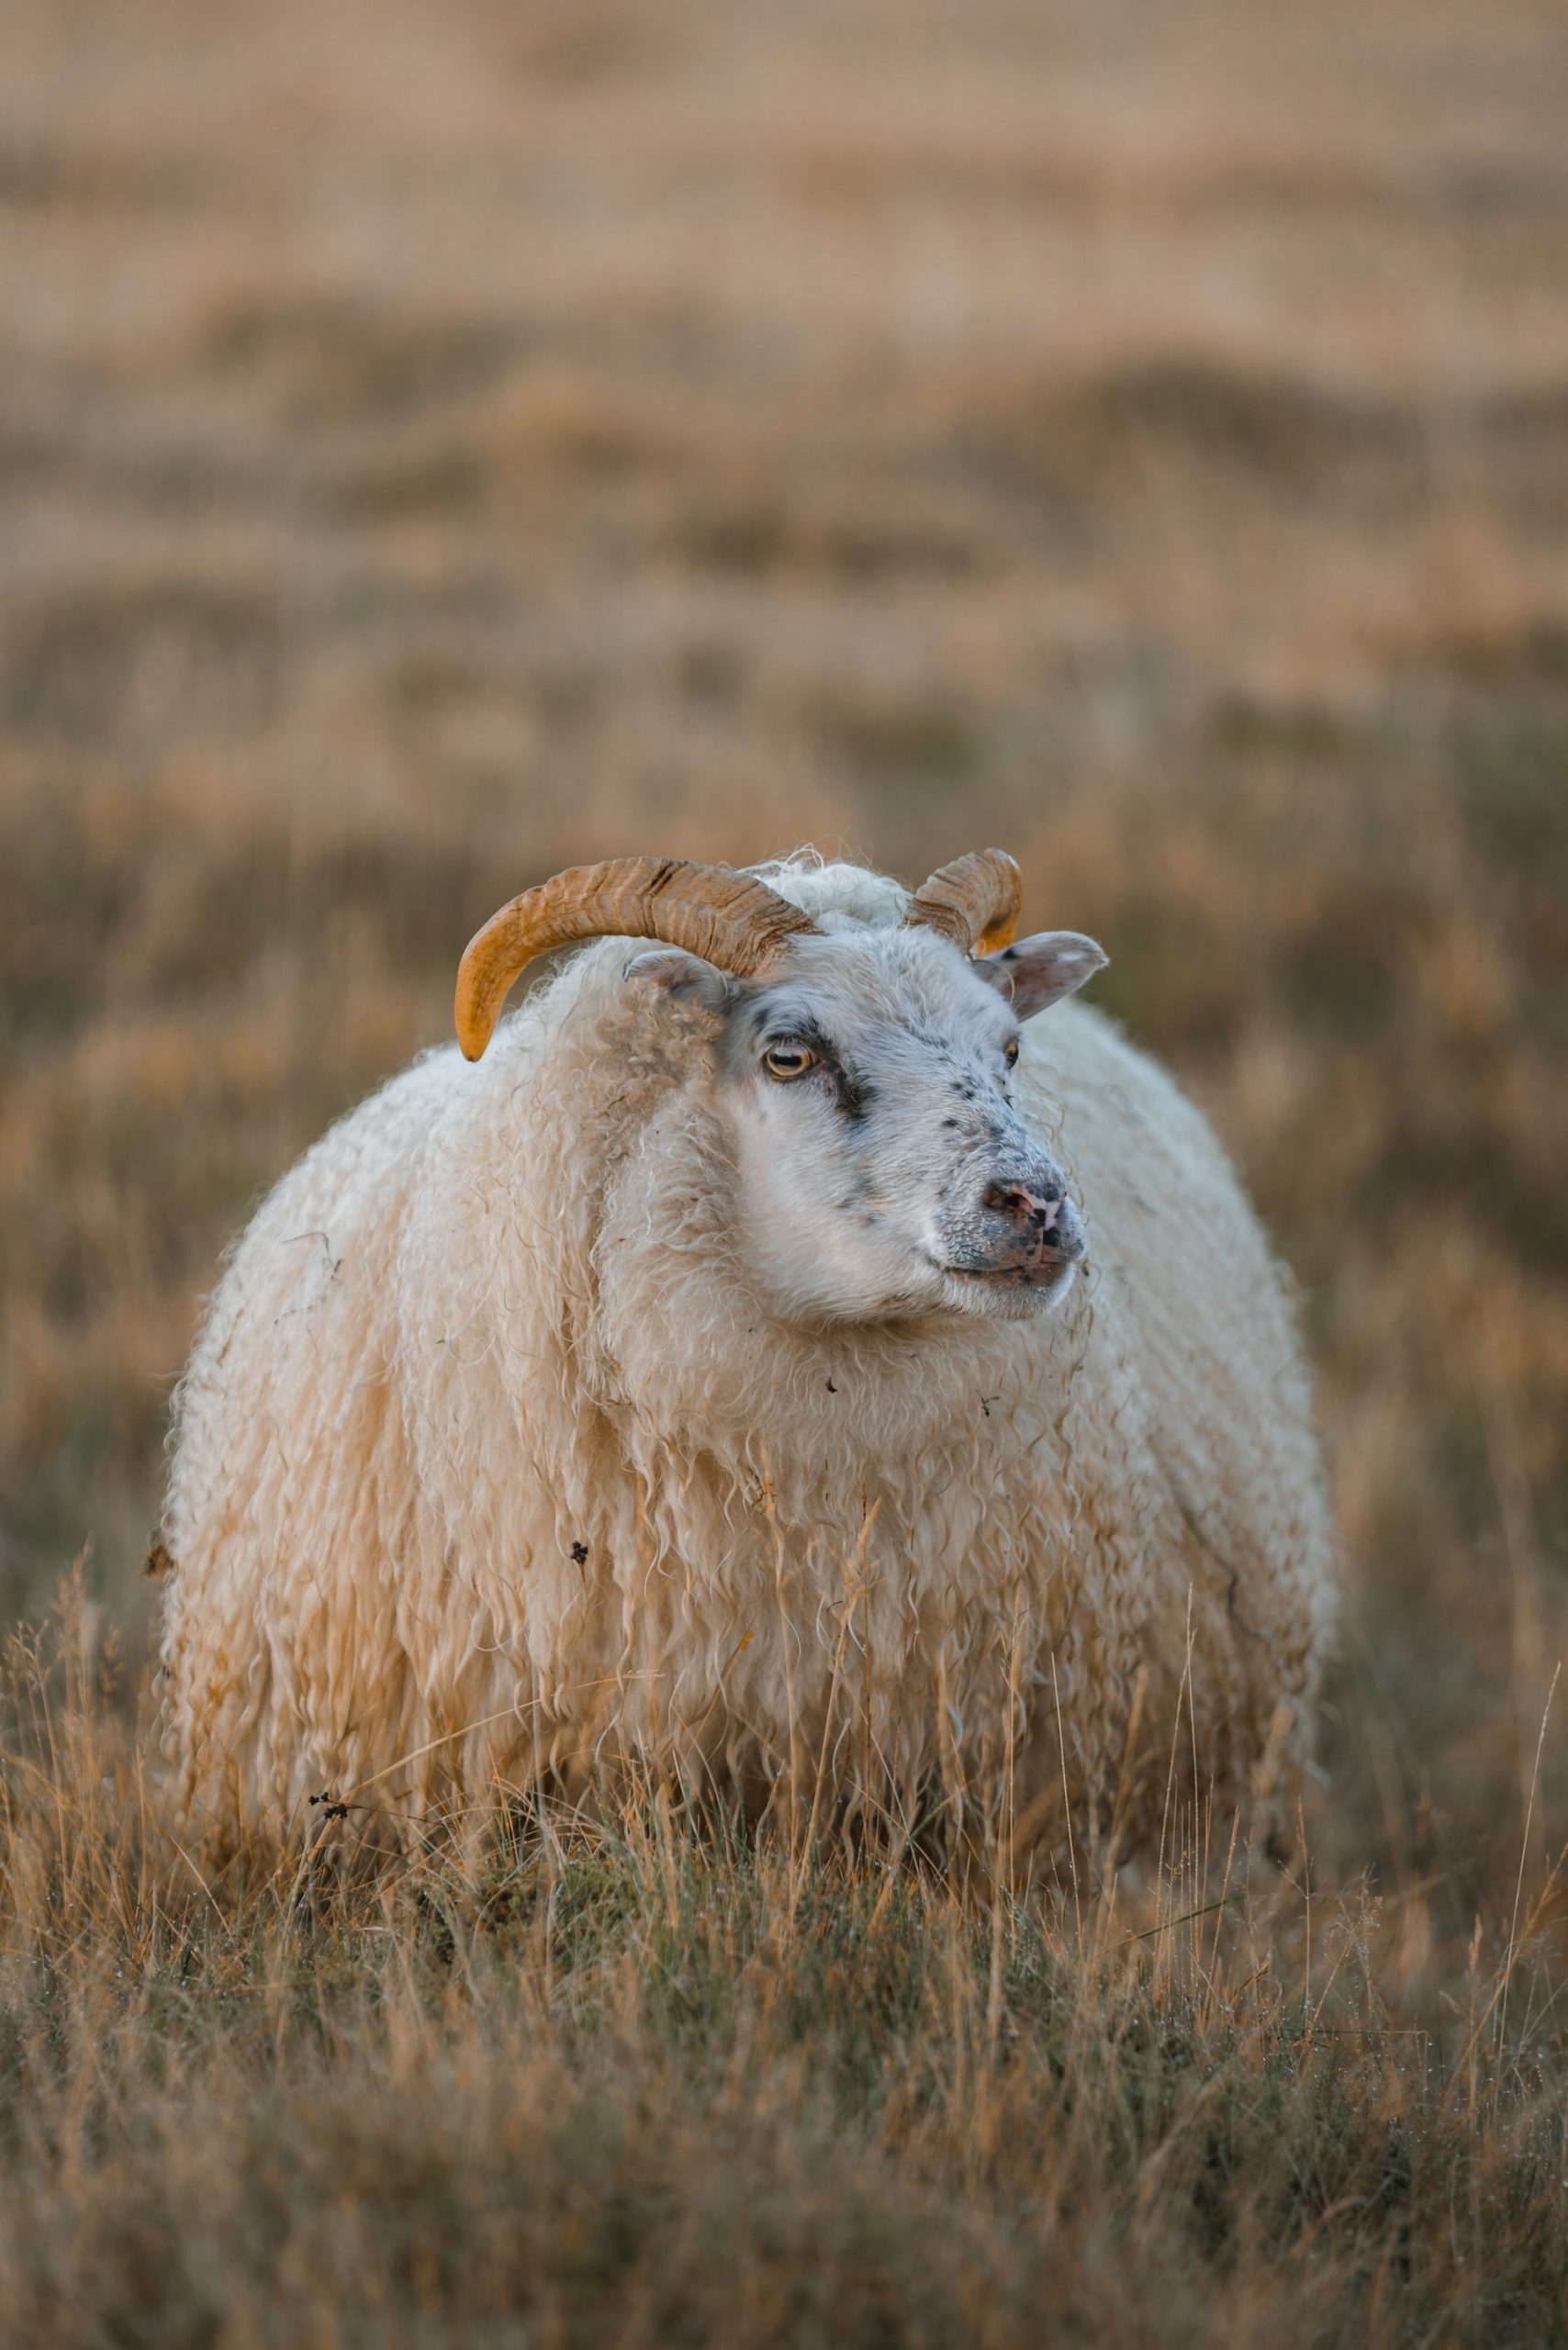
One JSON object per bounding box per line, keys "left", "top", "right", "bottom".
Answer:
{"left": 3, "top": 0, "right": 1568, "bottom": 2341}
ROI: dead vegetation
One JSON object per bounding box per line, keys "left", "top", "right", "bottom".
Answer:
{"left": 2, "top": 0, "right": 1567, "bottom": 2338}
{"left": 5, "top": 1581, "right": 1568, "bottom": 2348}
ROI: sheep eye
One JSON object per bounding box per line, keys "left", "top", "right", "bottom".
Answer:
{"left": 1004, "top": 1037, "right": 1021, "bottom": 1067}
{"left": 763, "top": 1042, "right": 816, "bottom": 1081}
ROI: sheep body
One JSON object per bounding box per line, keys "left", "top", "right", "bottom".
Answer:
{"left": 158, "top": 861, "right": 1334, "bottom": 1861}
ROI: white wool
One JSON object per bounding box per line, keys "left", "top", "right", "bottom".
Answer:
{"left": 156, "top": 859, "right": 1335, "bottom": 1866}
{"left": 755, "top": 851, "right": 912, "bottom": 933}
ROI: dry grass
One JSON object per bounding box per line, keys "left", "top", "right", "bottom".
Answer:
{"left": 2, "top": 0, "right": 1568, "bottom": 2338}
{"left": 5, "top": 1583, "right": 1568, "bottom": 2348}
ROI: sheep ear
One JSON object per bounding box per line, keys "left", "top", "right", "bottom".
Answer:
{"left": 975, "top": 930, "right": 1107, "bottom": 1018}
{"left": 622, "top": 947, "right": 734, "bottom": 1013}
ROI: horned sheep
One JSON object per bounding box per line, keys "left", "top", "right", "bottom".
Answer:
{"left": 155, "top": 849, "right": 1335, "bottom": 1867}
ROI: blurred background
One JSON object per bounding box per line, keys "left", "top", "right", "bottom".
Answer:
{"left": 2, "top": 0, "right": 1565, "bottom": 1952}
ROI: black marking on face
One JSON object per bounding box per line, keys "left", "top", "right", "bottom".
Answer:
{"left": 835, "top": 1068, "right": 872, "bottom": 1123}
{"left": 570, "top": 1540, "right": 588, "bottom": 1564}
{"left": 788, "top": 1015, "right": 835, "bottom": 1060}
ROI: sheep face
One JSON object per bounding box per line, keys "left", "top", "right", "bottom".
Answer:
{"left": 627, "top": 922, "right": 1106, "bottom": 1326}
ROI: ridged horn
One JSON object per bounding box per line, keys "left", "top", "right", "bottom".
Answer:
{"left": 905, "top": 848, "right": 1024, "bottom": 955}
{"left": 454, "top": 856, "right": 817, "bottom": 1059}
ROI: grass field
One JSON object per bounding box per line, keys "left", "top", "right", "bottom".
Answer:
{"left": 3, "top": 0, "right": 1568, "bottom": 2339}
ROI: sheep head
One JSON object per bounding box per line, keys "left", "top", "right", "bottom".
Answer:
{"left": 457, "top": 851, "right": 1107, "bottom": 1326}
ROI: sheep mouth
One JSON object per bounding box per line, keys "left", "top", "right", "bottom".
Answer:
{"left": 922, "top": 1252, "right": 1079, "bottom": 1303}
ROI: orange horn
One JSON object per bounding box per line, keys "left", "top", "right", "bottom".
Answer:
{"left": 454, "top": 856, "right": 817, "bottom": 1060}
{"left": 905, "top": 848, "right": 1023, "bottom": 955}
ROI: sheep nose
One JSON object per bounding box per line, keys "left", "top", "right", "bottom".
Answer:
{"left": 979, "top": 1176, "right": 1086, "bottom": 1263}
{"left": 981, "top": 1177, "right": 1062, "bottom": 1232}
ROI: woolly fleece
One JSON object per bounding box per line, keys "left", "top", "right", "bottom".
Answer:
{"left": 157, "top": 859, "right": 1335, "bottom": 1864}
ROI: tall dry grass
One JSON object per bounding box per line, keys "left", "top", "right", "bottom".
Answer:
{"left": 4, "top": 1578, "right": 1568, "bottom": 2346}
{"left": 2, "top": 0, "right": 1568, "bottom": 2336}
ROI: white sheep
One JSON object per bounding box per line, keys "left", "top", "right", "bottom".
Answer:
{"left": 155, "top": 850, "right": 1335, "bottom": 1868}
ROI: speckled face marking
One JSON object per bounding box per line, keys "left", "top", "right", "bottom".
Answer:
{"left": 627, "top": 919, "right": 1106, "bottom": 1325}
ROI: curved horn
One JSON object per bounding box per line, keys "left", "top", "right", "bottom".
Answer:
{"left": 904, "top": 848, "right": 1023, "bottom": 956}
{"left": 454, "top": 856, "right": 816, "bottom": 1059}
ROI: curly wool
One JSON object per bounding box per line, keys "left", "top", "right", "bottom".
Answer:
{"left": 157, "top": 858, "right": 1335, "bottom": 1864}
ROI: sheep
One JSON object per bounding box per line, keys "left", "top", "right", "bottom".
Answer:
{"left": 154, "top": 848, "right": 1335, "bottom": 1870}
